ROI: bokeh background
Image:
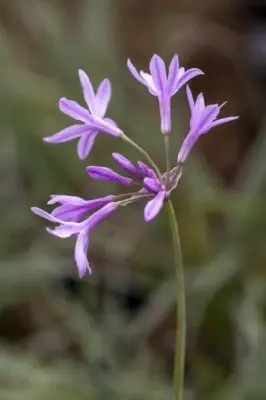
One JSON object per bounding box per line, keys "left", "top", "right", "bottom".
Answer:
{"left": 1, "top": 0, "right": 266, "bottom": 399}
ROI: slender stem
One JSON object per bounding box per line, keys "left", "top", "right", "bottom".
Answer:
{"left": 121, "top": 133, "right": 163, "bottom": 181}
{"left": 117, "top": 193, "right": 152, "bottom": 207}
{"left": 164, "top": 135, "right": 171, "bottom": 188}
{"left": 113, "top": 191, "right": 142, "bottom": 200}
{"left": 166, "top": 200, "right": 186, "bottom": 400}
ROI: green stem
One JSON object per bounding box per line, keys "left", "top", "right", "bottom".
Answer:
{"left": 120, "top": 132, "right": 185, "bottom": 397}
{"left": 166, "top": 200, "right": 186, "bottom": 400}
{"left": 121, "top": 133, "right": 163, "bottom": 181}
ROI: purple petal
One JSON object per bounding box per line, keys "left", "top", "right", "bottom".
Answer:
{"left": 167, "top": 55, "right": 180, "bottom": 93}
{"left": 77, "top": 131, "right": 98, "bottom": 159}
{"left": 59, "top": 98, "right": 92, "bottom": 123}
{"left": 139, "top": 71, "right": 157, "bottom": 95}
{"left": 177, "top": 131, "right": 199, "bottom": 164}
{"left": 49, "top": 195, "right": 114, "bottom": 221}
{"left": 47, "top": 224, "right": 81, "bottom": 238}
{"left": 44, "top": 125, "right": 89, "bottom": 144}
{"left": 75, "top": 230, "right": 91, "bottom": 278}
{"left": 186, "top": 86, "right": 194, "bottom": 113}
{"left": 88, "top": 116, "right": 122, "bottom": 137}
{"left": 146, "top": 168, "right": 158, "bottom": 180}
{"left": 31, "top": 207, "right": 68, "bottom": 224}
{"left": 81, "top": 195, "right": 114, "bottom": 210}
{"left": 48, "top": 195, "right": 89, "bottom": 206}
{"left": 78, "top": 69, "right": 96, "bottom": 114}
{"left": 136, "top": 161, "right": 150, "bottom": 177}
{"left": 149, "top": 55, "right": 167, "bottom": 94}
{"left": 83, "top": 202, "right": 117, "bottom": 233}
{"left": 127, "top": 59, "right": 146, "bottom": 85}
{"left": 144, "top": 191, "right": 165, "bottom": 222}
{"left": 158, "top": 96, "right": 171, "bottom": 134}
{"left": 195, "top": 105, "right": 220, "bottom": 134}
{"left": 86, "top": 166, "right": 132, "bottom": 185}
{"left": 136, "top": 161, "right": 157, "bottom": 179}
{"left": 210, "top": 116, "right": 239, "bottom": 129}
{"left": 112, "top": 152, "right": 140, "bottom": 178}
{"left": 95, "top": 79, "right": 111, "bottom": 118}
{"left": 195, "top": 93, "right": 205, "bottom": 112}
{"left": 51, "top": 204, "right": 86, "bottom": 222}
{"left": 190, "top": 93, "right": 205, "bottom": 128}
{"left": 143, "top": 177, "right": 162, "bottom": 193}
{"left": 173, "top": 68, "right": 204, "bottom": 94}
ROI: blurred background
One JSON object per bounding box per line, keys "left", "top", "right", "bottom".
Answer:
{"left": 1, "top": 0, "right": 266, "bottom": 399}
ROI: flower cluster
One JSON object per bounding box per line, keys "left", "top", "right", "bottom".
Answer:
{"left": 32, "top": 54, "right": 238, "bottom": 277}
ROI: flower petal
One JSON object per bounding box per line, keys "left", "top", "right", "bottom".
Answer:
{"left": 95, "top": 79, "right": 111, "bottom": 118}
{"left": 143, "top": 177, "right": 162, "bottom": 193}
{"left": 127, "top": 59, "right": 146, "bottom": 85}
{"left": 136, "top": 161, "right": 157, "bottom": 179}
{"left": 167, "top": 54, "right": 180, "bottom": 93}
{"left": 112, "top": 152, "right": 140, "bottom": 178}
{"left": 84, "top": 202, "right": 117, "bottom": 233}
{"left": 78, "top": 69, "right": 96, "bottom": 114}
{"left": 149, "top": 55, "right": 167, "bottom": 94}
{"left": 31, "top": 207, "right": 81, "bottom": 228}
{"left": 86, "top": 166, "right": 132, "bottom": 185}
{"left": 75, "top": 230, "right": 91, "bottom": 278}
{"left": 210, "top": 116, "right": 239, "bottom": 129}
{"left": 146, "top": 168, "right": 158, "bottom": 180}
{"left": 195, "top": 93, "right": 205, "bottom": 112}
{"left": 196, "top": 105, "right": 220, "bottom": 134}
{"left": 49, "top": 194, "right": 114, "bottom": 217}
{"left": 173, "top": 68, "right": 204, "bottom": 94}
{"left": 48, "top": 195, "right": 89, "bottom": 206}
{"left": 139, "top": 71, "right": 157, "bottom": 95}
{"left": 186, "top": 86, "right": 194, "bottom": 113}
{"left": 189, "top": 93, "right": 205, "bottom": 128}
{"left": 137, "top": 161, "right": 150, "bottom": 176}
{"left": 43, "top": 125, "right": 89, "bottom": 143}
{"left": 177, "top": 131, "right": 199, "bottom": 164}
{"left": 59, "top": 98, "right": 92, "bottom": 123}
{"left": 77, "top": 131, "right": 98, "bottom": 159}
{"left": 47, "top": 224, "right": 81, "bottom": 238}
{"left": 144, "top": 191, "right": 165, "bottom": 222}
{"left": 88, "top": 116, "right": 122, "bottom": 137}
{"left": 51, "top": 204, "right": 86, "bottom": 222}
{"left": 31, "top": 207, "right": 68, "bottom": 224}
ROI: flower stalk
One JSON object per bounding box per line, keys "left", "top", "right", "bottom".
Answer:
{"left": 166, "top": 200, "right": 186, "bottom": 400}
{"left": 121, "top": 133, "right": 163, "bottom": 181}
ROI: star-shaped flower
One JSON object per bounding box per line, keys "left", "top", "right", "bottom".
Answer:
{"left": 127, "top": 54, "right": 203, "bottom": 134}
{"left": 177, "top": 86, "right": 239, "bottom": 163}
{"left": 44, "top": 70, "right": 122, "bottom": 159}
{"left": 31, "top": 202, "right": 117, "bottom": 277}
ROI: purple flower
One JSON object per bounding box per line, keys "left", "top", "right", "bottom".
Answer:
{"left": 31, "top": 202, "right": 117, "bottom": 277}
{"left": 144, "top": 191, "right": 165, "bottom": 222}
{"left": 31, "top": 55, "right": 240, "bottom": 278}
{"left": 112, "top": 152, "right": 141, "bottom": 179}
{"left": 127, "top": 54, "right": 203, "bottom": 134}
{"left": 137, "top": 161, "right": 157, "bottom": 180}
{"left": 86, "top": 166, "right": 132, "bottom": 185}
{"left": 177, "top": 86, "right": 239, "bottom": 164}
{"left": 44, "top": 70, "right": 122, "bottom": 159}
{"left": 143, "top": 177, "right": 163, "bottom": 194}
{"left": 48, "top": 194, "right": 114, "bottom": 221}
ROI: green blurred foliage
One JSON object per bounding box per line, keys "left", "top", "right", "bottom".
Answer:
{"left": 0, "top": 0, "right": 266, "bottom": 399}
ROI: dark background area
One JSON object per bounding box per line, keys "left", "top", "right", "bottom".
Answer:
{"left": 1, "top": 0, "right": 266, "bottom": 398}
